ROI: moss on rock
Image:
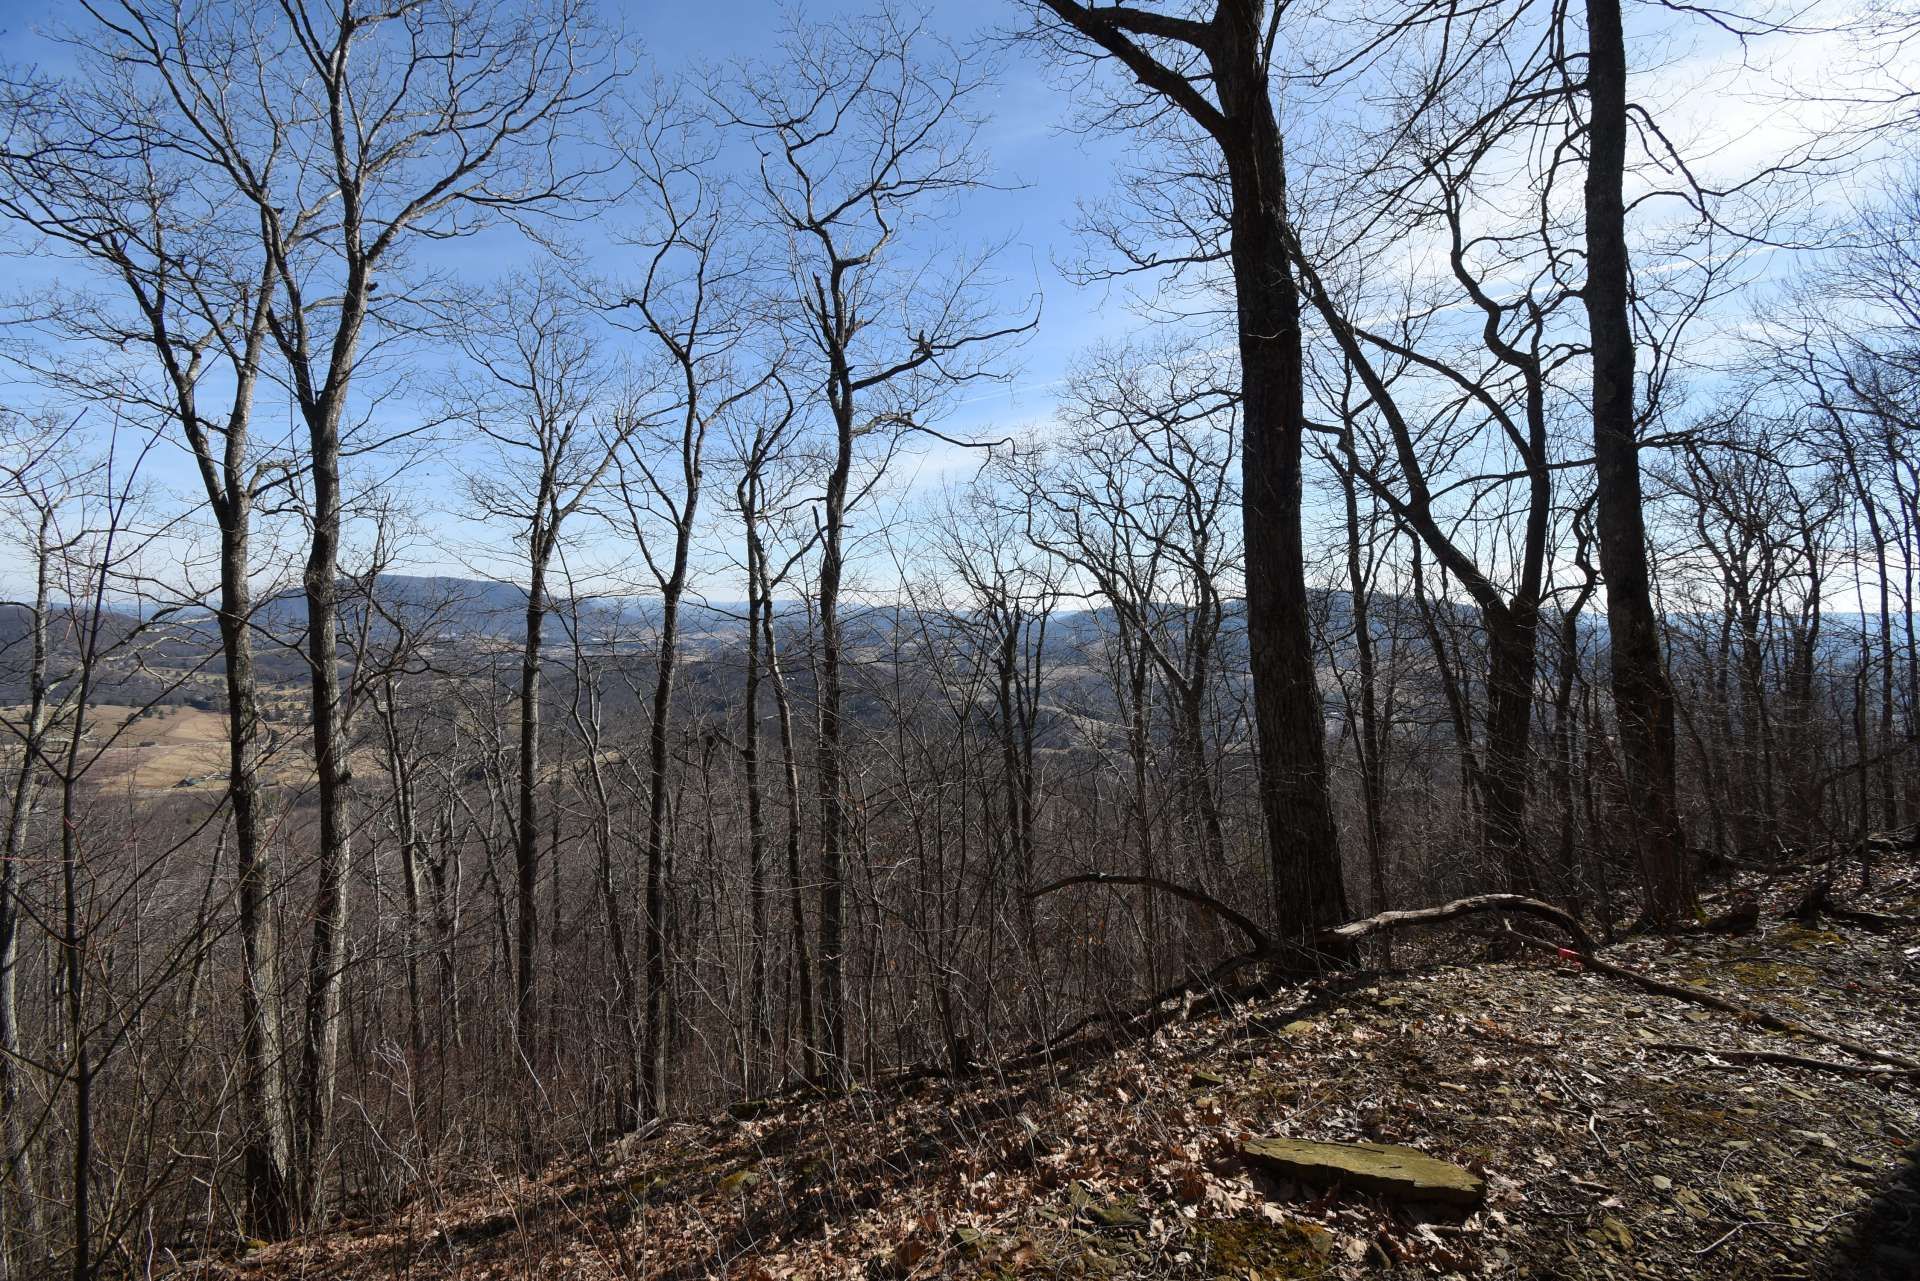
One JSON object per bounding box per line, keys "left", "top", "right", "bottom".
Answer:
{"left": 1187, "top": 1215, "right": 1334, "bottom": 1278}
{"left": 1242, "top": 1136, "right": 1484, "bottom": 1206}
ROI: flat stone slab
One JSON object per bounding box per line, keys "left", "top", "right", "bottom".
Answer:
{"left": 1242, "top": 1137, "right": 1484, "bottom": 1206}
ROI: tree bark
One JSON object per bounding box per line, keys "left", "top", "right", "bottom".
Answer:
{"left": 0, "top": 513, "right": 51, "bottom": 1277}
{"left": 641, "top": 565, "right": 687, "bottom": 1116}
{"left": 514, "top": 551, "right": 549, "bottom": 1119}
{"left": 641, "top": 405, "right": 704, "bottom": 1116}
{"left": 1211, "top": 7, "right": 1349, "bottom": 953}
{"left": 741, "top": 495, "right": 772, "bottom": 1097}
{"left": 1580, "top": 0, "right": 1692, "bottom": 923}
{"left": 761, "top": 591, "right": 818, "bottom": 1083}
{"left": 1034, "top": 0, "right": 1350, "bottom": 959}
{"left": 218, "top": 487, "right": 296, "bottom": 1235}
{"left": 293, "top": 386, "right": 356, "bottom": 1220}
{"left": 1335, "top": 446, "right": 1388, "bottom": 917}
{"left": 816, "top": 355, "right": 855, "bottom": 1083}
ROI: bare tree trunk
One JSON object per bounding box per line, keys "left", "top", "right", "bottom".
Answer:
{"left": 1483, "top": 608, "right": 1543, "bottom": 895}
{"left": 1033, "top": 0, "right": 1349, "bottom": 957}
{"left": 1335, "top": 447, "right": 1388, "bottom": 917}
{"left": 1902, "top": 477, "right": 1919, "bottom": 820}
{"left": 1872, "top": 510, "right": 1897, "bottom": 831}
{"left": 60, "top": 711, "right": 91, "bottom": 1281}
{"left": 59, "top": 499, "right": 130, "bottom": 1281}
{"left": 293, "top": 392, "right": 356, "bottom": 1219}
{"left": 762, "top": 594, "right": 817, "bottom": 1082}
{"left": 1172, "top": 670, "right": 1225, "bottom": 874}
{"left": 376, "top": 675, "right": 426, "bottom": 1074}
{"left": 1553, "top": 517, "right": 1600, "bottom": 903}
{"left": 600, "top": 831, "right": 638, "bottom": 1122}
{"left": 515, "top": 554, "right": 549, "bottom": 1117}
{"left": 577, "top": 695, "right": 637, "bottom": 1124}
{"left": 640, "top": 459, "right": 703, "bottom": 1117}
{"left": 0, "top": 513, "right": 51, "bottom": 1278}
{"left": 815, "top": 383, "right": 854, "bottom": 1082}
{"left": 1209, "top": 10, "right": 1349, "bottom": 952}
{"left": 1122, "top": 631, "right": 1157, "bottom": 993}
{"left": 219, "top": 500, "right": 295, "bottom": 1235}
{"left": 993, "top": 619, "right": 1038, "bottom": 953}
{"left": 741, "top": 506, "right": 772, "bottom": 1096}
{"left": 1292, "top": 219, "right": 1554, "bottom": 898}
{"left": 1581, "top": 0, "right": 1691, "bottom": 923}
{"left": 1228, "top": 180, "right": 1349, "bottom": 952}
{"left": 642, "top": 590, "right": 682, "bottom": 1117}
{"left": 1410, "top": 545, "right": 1482, "bottom": 836}
{"left": 1838, "top": 439, "right": 1899, "bottom": 830}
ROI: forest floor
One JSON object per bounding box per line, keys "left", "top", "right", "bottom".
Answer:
{"left": 213, "top": 846, "right": 1920, "bottom": 1281}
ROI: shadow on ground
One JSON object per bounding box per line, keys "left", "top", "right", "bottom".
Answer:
{"left": 1821, "top": 1147, "right": 1920, "bottom": 1279}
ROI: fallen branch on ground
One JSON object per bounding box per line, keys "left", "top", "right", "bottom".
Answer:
{"left": 1647, "top": 1041, "right": 1901, "bottom": 1080}
{"left": 996, "top": 948, "right": 1272, "bottom": 1076}
{"left": 1504, "top": 929, "right": 1920, "bottom": 1076}
{"left": 1030, "top": 878, "right": 1594, "bottom": 962}
{"left": 1019, "top": 881, "right": 1600, "bottom": 1071}
{"left": 1029, "top": 876, "right": 1915, "bottom": 1078}
{"left": 1827, "top": 906, "right": 1920, "bottom": 929}
{"left": 1781, "top": 873, "right": 1920, "bottom": 931}
{"left": 1684, "top": 895, "right": 1759, "bottom": 935}
{"left": 1322, "top": 893, "right": 1595, "bottom": 955}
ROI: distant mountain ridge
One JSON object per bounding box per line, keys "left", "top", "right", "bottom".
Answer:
{"left": 195, "top": 574, "right": 757, "bottom": 643}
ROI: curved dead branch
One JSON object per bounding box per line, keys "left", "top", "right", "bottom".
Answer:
{"left": 1029, "top": 872, "right": 1275, "bottom": 955}
{"left": 1031, "top": 879, "right": 1596, "bottom": 965}
{"left": 1320, "top": 893, "right": 1596, "bottom": 955}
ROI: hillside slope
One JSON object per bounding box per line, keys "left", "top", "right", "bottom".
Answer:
{"left": 214, "top": 853, "right": 1919, "bottom": 1281}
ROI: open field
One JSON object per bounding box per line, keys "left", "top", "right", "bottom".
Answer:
{"left": 87, "top": 703, "right": 234, "bottom": 791}
{"left": 2, "top": 699, "right": 326, "bottom": 795}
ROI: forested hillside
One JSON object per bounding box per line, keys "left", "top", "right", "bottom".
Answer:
{"left": 0, "top": 1, "right": 1916, "bottom": 1277}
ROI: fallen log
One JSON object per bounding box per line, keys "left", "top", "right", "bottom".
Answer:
{"left": 1027, "top": 879, "right": 1915, "bottom": 1078}
{"left": 1685, "top": 894, "right": 1759, "bottom": 935}
{"left": 1781, "top": 873, "right": 1920, "bottom": 931}
{"left": 1827, "top": 906, "right": 1920, "bottom": 930}
{"left": 1031, "top": 877, "right": 1593, "bottom": 962}
{"left": 1320, "top": 893, "right": 1594, "bottom": 955}
{"left": 995, "top": 947, "right": 1273, "bottom": 1077}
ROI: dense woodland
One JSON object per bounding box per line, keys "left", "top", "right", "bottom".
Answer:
{"left": 0, "top": 0, "right": 1916, "bottom": 1277}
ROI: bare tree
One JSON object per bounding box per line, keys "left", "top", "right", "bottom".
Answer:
{"left": 718, "top": 8, "right": 1034, "bottom": 1078}
{"left": 59, "top": 0, "right": 617, "bottom": 1214}
{"left": 1025, "top": 0, "right": 1349, "bottom": 956}
{"left": 1577, "top": 0, "right": 1692, "bottom": 922}
{"left": 927, "top": 484, "right": 1062, "bottom": 990}
{"left": 0, "top": 413, "right": 190, "bottom": 1281}
{"left": 448, "top": 274, "right": 635, "bottom": 1147}
{"left": 1009, "top": 340, "right": 1242, "bottom": 928}
{"left": 0, "top": 412, "right": 73, "bottom": 1279}
{"left": 607, "top": 96, "right": 773, "bottom": 1117}
{"left": 0, "top": 57, "right": 301, "bottom": 1233}
{"left": 1291, "top": 173, "right": 1566, "bottom": 896}
{"left": 725, "top": 382, "right": 819, "bottom": 1091}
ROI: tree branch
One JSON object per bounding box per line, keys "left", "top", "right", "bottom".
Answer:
{"left": 1030, "top": 871, "right": 1273, "bottom": 954}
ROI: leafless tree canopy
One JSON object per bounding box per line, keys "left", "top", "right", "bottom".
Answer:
{"left": 0, "top": 1, "right": 1916, "bottom": 1275}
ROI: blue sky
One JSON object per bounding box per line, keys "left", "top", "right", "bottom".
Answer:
{"left": 0, "top": 1, "right": 1911, "bottom": 604}
{"left": 0, "top": 0, "right": 1149, "bottom": 598}
{"left": 629, "top": 1, "right": 1146, "bottom": 433}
